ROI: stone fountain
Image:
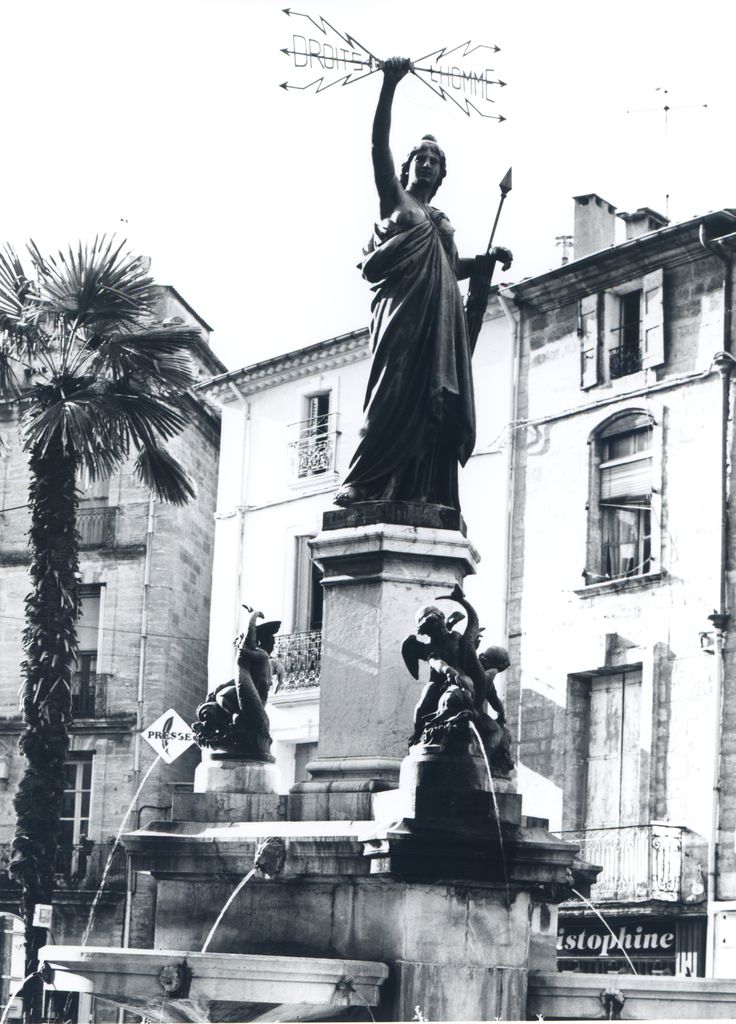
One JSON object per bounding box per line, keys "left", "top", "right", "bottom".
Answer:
{"left": 40, "top": 503, "right": 596, "bottom": 1022}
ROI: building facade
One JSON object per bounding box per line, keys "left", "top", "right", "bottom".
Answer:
{"left": 504, "top": 197, "right": 736, "bottom": 978}
{"left": 198, "top": 197, "right": 736, "bottom": 983}
{"left": 0, "top": 287, "right": 224, "bottom": 1019}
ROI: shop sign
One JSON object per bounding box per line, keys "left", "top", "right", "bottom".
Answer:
{"left": 557, "top": 919, "right": 675, "bottom": 960}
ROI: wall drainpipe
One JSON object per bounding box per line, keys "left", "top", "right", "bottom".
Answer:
{"left": 119, "top": 491, "right": 156, "bottom": 1021}
{"left": 700, "top": 225, "right": 734, "bottom": 976}
{"left": 497, "top": 289, "right": 522, "bottom": 758}
{"left": 134, "top": 492, "right": 156, "bottom": 779}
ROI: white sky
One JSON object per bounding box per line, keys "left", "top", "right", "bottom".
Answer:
{"left": 1, "top": 0, "right": 734, "bottom": 370}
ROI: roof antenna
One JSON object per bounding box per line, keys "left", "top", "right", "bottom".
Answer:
{"left": 555, "top": 234, "right": 573, "bottom": 266}
{"left": 627, "top": 87, "right": 707, "bottom": 221}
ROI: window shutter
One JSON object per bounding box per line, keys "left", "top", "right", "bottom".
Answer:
{"left": 579, "top": 293, "right": 599, "bottom": 388}
{"left": 307, "top": 396, "right": 321, "bottom": 427}
{"left": 641, "top": 269, "right": 664, "bottom": 368}
{"left": 601, "top": 457, "right": 652, "bottom": 502}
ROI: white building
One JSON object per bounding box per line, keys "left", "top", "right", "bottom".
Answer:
{"left": 198, "top": 301, "right": 514, "bottom": 791}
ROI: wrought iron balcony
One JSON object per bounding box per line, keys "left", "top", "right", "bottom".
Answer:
{"left": 609, "top": 344, "right": 642, "bottom": 379}
{"left": 288, "top": 413, "right": 339, "bottom": 480}
{"left": 558, "top": 824, "right": 685, "bottom": 903}
{"left": 272, "top": 630, "right": 321, "bottom": 692}
{"left": 77, "top": 505, "right": 117, "bottom": 548}
{"left": 0, "top": 839, "right": 125, "bottom": 892}
{"left": 54, "top": 838, "right": 126, "bottom": 891}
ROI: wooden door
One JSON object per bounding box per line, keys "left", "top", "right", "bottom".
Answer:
{"left": 586, "top": 671, "right": 642, "bottom": 828}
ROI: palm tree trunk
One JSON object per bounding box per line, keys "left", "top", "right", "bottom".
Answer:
{"left": 10, "top": 441, "right": 79, "bottom": 1024}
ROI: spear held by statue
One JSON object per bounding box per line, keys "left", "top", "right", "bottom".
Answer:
{"left": 465, "top": 167, "right": 513, "bottom": 353}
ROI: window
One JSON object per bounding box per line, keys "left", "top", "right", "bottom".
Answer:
{"left": 56, "top": 754, "right": 93, "bottom": 878}
{"left": 290, "top": 391, "right": 337, "bottom": 480}
{"left": 78, "top": 469, "right": 110, "bottom": 507}
{"left": 579, "top": 269, "right": 664, "bottom": 388}
{"left": 73, "top": 586, "right": 102, "bottom": 716}
{"left": 77, "top": 470, "right": 115, "bottom": 547}
{"left": 293, "top": 536, "right": 323, "bottom": 632}
{"left": 610, "top": 290, "right": 642, "bottom": 379}
{"left": 600, "top": 427, "right": 652, "bottom": 579}
{"left": 585, "top": 411, "right": 658, "bottom": 586}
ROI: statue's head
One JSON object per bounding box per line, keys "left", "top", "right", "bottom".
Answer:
{"left": 479, "top": 646, "right": 511, "bottom": 672}
{"left": 401, "top": 135, "right": 447, "bottom": 200}
{"left": 416, "top": 604, "right": 447, "bottom": 638}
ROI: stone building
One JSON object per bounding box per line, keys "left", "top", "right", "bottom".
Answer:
{"left": 0, "top": 287, "right": 224, "bottom": 1019}
{"left": 503, "top": 196, "right": 736, "bottom": 978}
{"left": 198, "top": 301, "right": 515, "bottom": 793}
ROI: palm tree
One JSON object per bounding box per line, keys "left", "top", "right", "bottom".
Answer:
{"left": 0, "top": 237, "right": 199, "bottom": 1022}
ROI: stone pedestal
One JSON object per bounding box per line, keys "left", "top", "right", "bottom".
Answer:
{"left": 194, "top": 751, "right": 280, "bottom": 795}
{"left": 290, "top": 506, "right": 479, "bottom": 820}
{"left": 371, "top": 744, "right": 522, "bottom": 825}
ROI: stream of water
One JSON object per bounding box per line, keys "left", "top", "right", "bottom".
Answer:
{"left": 201, "top": 867, "right": 257, "bottom": 953}
{"left": 570, "top": 885, "right": 638, "bottom": 975}
{"left": 469, "top": 722, "right": 511, "bottom": 910}
{"left": 80, "top": 755, "right": 162, "bottom": 950}
{"left": 0, "top": 974, "right": 36, "bottom": 1024}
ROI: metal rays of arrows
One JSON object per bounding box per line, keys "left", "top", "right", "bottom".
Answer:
{"left": 280, "top": 7, "right": 507, "bottom": 121}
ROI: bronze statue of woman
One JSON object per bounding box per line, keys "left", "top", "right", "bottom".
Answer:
{"left": 335, "top": 57, "right": 512, "bottom": 512}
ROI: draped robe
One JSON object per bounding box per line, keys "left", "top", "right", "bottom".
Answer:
{"left": 341, "top": 201, "right": 476, "bottom": 510}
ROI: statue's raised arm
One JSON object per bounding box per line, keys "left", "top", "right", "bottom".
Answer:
{"left": 335, "top": 58, "right": 512, "bottom": 513}
{"left": 371, "top": 57, "right": 411, "bottom": 218}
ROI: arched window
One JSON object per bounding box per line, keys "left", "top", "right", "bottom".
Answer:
{"left": 587, "top": 411, "right": 657, "bottom": 584}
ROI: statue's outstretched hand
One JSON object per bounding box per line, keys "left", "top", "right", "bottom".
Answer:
{"left": 380, "top": 56, "right": 412, "bottom": 84}
{"left": 471, "top": 248, "right": 513, "bottom": 278}
{"left": 490, "top": 246, "right": 513, "bottom": 272}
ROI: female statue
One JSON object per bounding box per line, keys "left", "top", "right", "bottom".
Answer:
{"left": 335, "top": 57, "right": 512, "bottom": 511}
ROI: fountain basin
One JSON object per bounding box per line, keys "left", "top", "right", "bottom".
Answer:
{"left": 528, "top": 971, "right": 736, "bottom": 1020}
{"left": 38, "top": 946, "right": 389, "bottom": 1023}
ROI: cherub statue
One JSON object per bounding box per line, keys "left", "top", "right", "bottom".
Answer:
{"left": 192, "top": 607, "right": 281, "bottom": 758}
{"left": 401, "top": 585, "right": 514, "bottom": 776}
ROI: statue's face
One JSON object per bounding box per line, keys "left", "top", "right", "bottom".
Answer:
{"left": 409, "top": 144, "right": 441, "bottom": 193}
{"left": 416, "top": 606, "right": 445, "bottom": 638}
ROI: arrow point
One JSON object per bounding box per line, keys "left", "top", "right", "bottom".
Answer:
{"left": 494, "top": 45, "right": 501, "bottom": 52}
{"left": 282, "top": 7, "right": 291, "bottom": 14}
{"left": 280, "top": 48, "right": 288, "bottom": 55}
{"left": 279, "top": 82, "right": 289, "bottom": 90}
{"left": 499, "top": 80, "right": 507, "bottom": 87}
{"left": 498, "top": 115, "right": 507, "bottom": 122}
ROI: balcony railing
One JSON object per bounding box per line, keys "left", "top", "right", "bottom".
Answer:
{"left": 288, "top": 413, "right": 339, "bottom": 480}
{"left": 558, "top": 824, "right": 684, "bottom": 902}
{"left": 0, "top": 839, "right": 126, "bottom": 892}
{"left": 77, "top": 506, "right": 117, "bottom": 548}
{"left": 273, "top": 630, "right": 321, "bottom": 692}
{"left": 609, "top": 344, "right": 642, "bottom": 379}
{"left": 54, "top": 838, "right": 126, "bottom": 891}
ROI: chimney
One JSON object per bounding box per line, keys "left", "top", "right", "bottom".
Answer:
{"left": 617, "top": 207, "right": 669, "bottom": 241}
{"left": 573, "top": 193, "right": 617, "bottom": 259}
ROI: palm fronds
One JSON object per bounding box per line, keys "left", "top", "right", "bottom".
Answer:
{"left": 27, "top": 235, "right": 156, "bottom": 335}
{"left": 134, "top": 443, "right": 197, "bottom": 505}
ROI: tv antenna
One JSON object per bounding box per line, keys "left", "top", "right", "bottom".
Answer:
{"left": 627, "top": 87, "right": 707, "bottom": 220}
{"left": 555, "top": 234, "right": 573, "bottom": 266}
